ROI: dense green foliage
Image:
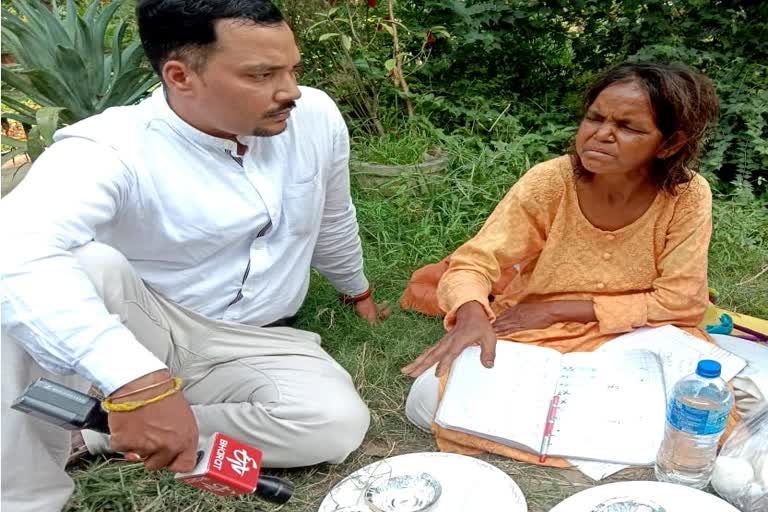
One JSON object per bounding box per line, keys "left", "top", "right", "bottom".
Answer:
{"left": 1, "top": 0, "right": 156, "bottom": 158}
{"left": 1, "top": 0, "right": 156, "bottom": 126}
{"left": 285, "top": 0, "right": 768, "bottom": 195}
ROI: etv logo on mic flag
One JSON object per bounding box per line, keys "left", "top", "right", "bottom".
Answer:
{"left": 175, "top": 432, "right": 263, "bottom": 496}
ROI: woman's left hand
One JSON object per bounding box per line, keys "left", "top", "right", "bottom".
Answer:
{"left": 493, "top": 300, "right": 596, "bottom": 335}
{"left": 492, "top": 302, "right": 557, "bottom": 336}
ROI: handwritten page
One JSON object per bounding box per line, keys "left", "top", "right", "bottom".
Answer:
{"left": 599, "top": 325, "right": 746, "bottom": 396}
{"left": 547, "top": 350, "right": 666, "bottom": 464}
{"left": 435, "top": 342, "right": 563, "bottom": 453}
{"left": 570, "top": 325, "right": 748, "bottom": 480}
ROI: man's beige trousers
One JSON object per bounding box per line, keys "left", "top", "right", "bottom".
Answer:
{"left": 2, "top": 242, "right": 370, "bottom": 512}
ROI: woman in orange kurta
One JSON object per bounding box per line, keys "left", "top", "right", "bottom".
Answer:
{"left": 401, "top": 62, "right": 722, "bottom": 462}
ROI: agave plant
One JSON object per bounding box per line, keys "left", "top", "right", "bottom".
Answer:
{"left": 1, "top": 0, "right": 158, "bottom": 127}
{"left": 2, "top": 107, "right": 64, "bottom": 162}
{"left": 1, "top": 106, "right": 64, "bottom": 195}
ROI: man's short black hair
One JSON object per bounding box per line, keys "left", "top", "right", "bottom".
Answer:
{"left": 137, "top": 0, "right": 285, "bottom": 76}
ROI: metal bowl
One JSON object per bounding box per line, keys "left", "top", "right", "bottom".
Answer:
{"left": 591, "top": 497, "right": 667, "bottom": 512}
{"left": 364, "top": 472, "right": 442, "bottom": 512}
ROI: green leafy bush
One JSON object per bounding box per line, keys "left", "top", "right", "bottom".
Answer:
{"left": 1, "top": 0, "right": 157, "bottom": 127}
{"left": 292, "top": 0, "right": 445, "bottom": 136}
{"left": 632, "top": 45, "right": 768, "bottom": 195}
{"left": 295, "top": 0, "right": 767, "bottom": 193}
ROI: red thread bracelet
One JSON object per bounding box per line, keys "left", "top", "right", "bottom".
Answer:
{"left": 339, "top": 287, "right": 372, "bottom": 305}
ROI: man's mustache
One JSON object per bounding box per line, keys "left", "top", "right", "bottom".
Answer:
{"left": 266, "top": 101, "right": 297, "bottom": 116}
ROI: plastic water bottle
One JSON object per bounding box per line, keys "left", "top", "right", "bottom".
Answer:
{"left": 655, "top": 359, "right": 733, "bottom": 489}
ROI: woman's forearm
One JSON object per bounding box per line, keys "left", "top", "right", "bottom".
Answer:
{"left": 547, "top": 300, "right": 597, "bottom": 323}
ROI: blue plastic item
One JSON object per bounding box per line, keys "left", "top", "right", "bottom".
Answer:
{"left": 705, "top": 313, "right": 734, "bottom": 335}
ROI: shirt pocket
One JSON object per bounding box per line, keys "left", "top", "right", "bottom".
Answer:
{"left": 282, "top": 174, "right": 321, "bottom": 236}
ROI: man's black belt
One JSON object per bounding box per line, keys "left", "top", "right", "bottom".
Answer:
{"left": 263, "top": 315, "right": 297, "bottom": 328}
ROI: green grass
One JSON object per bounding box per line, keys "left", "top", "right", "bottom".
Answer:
{"left": 66, "top": 135, "right": 767, "bottom": 511}
{"left": 351, "top": 127, "right": 435, "bottom": 166}
{"left": 709, "top": 187, "right": 768, "bottom": 317}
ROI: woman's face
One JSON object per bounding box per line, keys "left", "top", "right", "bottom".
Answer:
{"left": 575, "top": 81, "right": 666, "bottom": 177}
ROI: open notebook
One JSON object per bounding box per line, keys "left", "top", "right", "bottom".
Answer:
{"left": 435, "top": 325, "right": 747, "bottom": 468}
{"left": 435, "top": 343, "right": 668, "bottom": 465}
{"left": 571, "top": 325, "right": 747, "bottom": 479}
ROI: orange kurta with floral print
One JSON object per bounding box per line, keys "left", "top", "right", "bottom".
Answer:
{"left": 439, "top": 155, "right": 712, "bottom": 348}
{"left": 431, "top": 155, "right": 717, "bottom": 462}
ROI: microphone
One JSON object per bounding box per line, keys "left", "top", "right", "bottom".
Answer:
{"left": 176, "top": 432, "right": 293, "bottom": 502}
{"left": 11, "top": 378, "right": 293, "bottom": 504}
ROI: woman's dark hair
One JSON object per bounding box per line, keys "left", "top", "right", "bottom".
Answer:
{"left": 137, "top": 0, "right": 284, "bottom": 76}
{"left": 571, "top": 61, "right": 719, "bottom": 194}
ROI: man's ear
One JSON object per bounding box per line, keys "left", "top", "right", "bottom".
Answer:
{"left": 657, "top": 131, "right": 687, "bottom": 159}
{"left": 162, "top": 59, "right": 197, "bottom": 97}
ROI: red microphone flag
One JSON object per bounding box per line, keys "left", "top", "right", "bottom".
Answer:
{"left": 175, "top": 432, "right": 263, "bottom": 496}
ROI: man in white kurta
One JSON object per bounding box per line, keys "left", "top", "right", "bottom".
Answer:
{"left": 1, "top": 2, "right": 385, "bottom": 510}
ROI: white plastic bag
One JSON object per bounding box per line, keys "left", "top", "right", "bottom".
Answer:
{"left": 711, "top": 405, "right": 768, "bottom": 511}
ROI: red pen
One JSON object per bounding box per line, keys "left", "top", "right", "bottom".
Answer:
{"left": 538, "top": 395, "right": 560, "bottom": 463}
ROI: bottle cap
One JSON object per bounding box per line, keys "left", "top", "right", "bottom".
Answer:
{"left": 696, "top": 359, "right": 721, "bottom": 378}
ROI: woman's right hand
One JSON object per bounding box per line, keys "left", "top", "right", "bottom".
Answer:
{"left": 401, "top": 301, "right": 497, "bottom": 378}
{"left": 107, "top": 370, "right": 199, "bottom": 472}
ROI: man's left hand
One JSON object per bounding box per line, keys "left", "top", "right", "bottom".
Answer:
{"left": 354, "top": 296, "right": 393, "bottom": 325}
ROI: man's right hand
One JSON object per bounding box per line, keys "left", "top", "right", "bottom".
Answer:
{"left": 107, "top": 370, "right": 198, "bottom": 472}
{"left": 401, "top": 301, "right": 496, "bottom": 378}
